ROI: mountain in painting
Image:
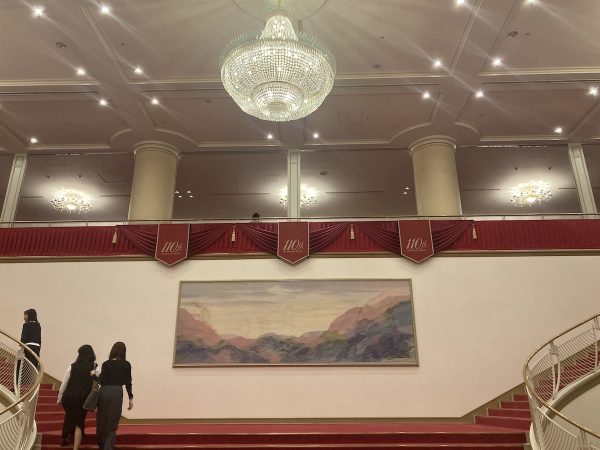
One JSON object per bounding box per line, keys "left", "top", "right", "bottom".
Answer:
{"left": 175, "top": 292, "right": 415, "bottom": 365}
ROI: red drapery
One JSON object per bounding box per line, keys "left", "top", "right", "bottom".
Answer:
{"left": 1, "top": 219, "right": 600, "bottom": 258}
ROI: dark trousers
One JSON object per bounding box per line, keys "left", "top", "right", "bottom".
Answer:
{"left": 96, "top": 385, "right": 123, "bottom": 450}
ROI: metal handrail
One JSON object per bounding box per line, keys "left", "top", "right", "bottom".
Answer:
{"left": 523, "top": 313, "right": 600, "bottom": 449}
{"left": 0, "top": 329, "right": 44, "bottom": 449}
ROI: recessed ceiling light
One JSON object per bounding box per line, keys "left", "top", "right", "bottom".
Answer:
{"left": 526, "top": 0, "right": 537, "bottom": 4}
{"left": 402, "top": 191, "right": 408, "bottom": 195}
{"left": 99, "top": 98, "right": 108, "bottom": 106}
{"left": 186, "top": 190, "right": 192, "bottom": 194}
{"left": 405, "top": 186, "right": 411, "bottom": 190}
{"left": 134, "top": 66, "right": 144, "bottom": 75}
{"left": 151, "top": 97, "right": 159, "bottom": 105}
{"left": 475, "top": 90, "right": 484, "bottom": 98}
{"left": 30, "top": 137, "right": 39, "bottom": 144}
{"left": 32, "top": 6, "right": 45, "bottom": 17}
{"left": 189, "top": 195, "right": 194, "bottom": 198}
{"left": 267, "top": 133, "right": 273, "bottom": 139}
{"left": 100, "top": 4, "right": 111, "bottom": 15}
{"left": 175, "top": 191, "right": 179, "bottom": 194}
{"left": 433, "top": 59, "right": 443, "bottom": 68}
{"left": 76, "top": 68, "right": 86, "bottom": 76}
{"left": 422, "top": 91, "right": 431, "bottom": 99}
{"left": 589, "top": 87, "right": 598, "bottom": 96}
{"left": 177, "top": 195, "right": 182, "bottom": 198}
{"left": 554, "top": 127, "right": 563, "bottom": 134}
{"left": 313, "top": 132, "right": 320, "bottom": 138}
{"left": 456, "top": 0, "right": 465, "bottom": 5}
{"left": 492, "top": 57, "right": 503, "bottom": 67}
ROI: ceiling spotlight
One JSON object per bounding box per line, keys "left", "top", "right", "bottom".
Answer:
{"left": 175, "top": 190, "right": 179, "bottom": 194}
{"left": 492, "top": 57, "right": 503, "bottom": 67}
{"left": 99, "top": 98, "right": 108, "bottom": 106}
{"left": 76, "top": 67, "right": 86, "bottom": 76}
{"left": 178, "top": 195, "right": 182, "bottom": 198}
{"left": 313, "top": 132, "right": 320, "bottom": 139}
{"left": 151, "top": 97, "right": 159, "bottom": 105}
{"left": 554, "top": 126, "right": 563, "bottom": 134}
{"left": 589, "top": 86, "right": 598, "bottom": 96}
{"left": 456, "top": 0, "right": 465, "bottom": 5}
{"left": 134, "top": 66, "right": 144, "bottom": 75}
{"left": 422, "top": 91, "right": 431, "bottom": 99}
{"left": 475, "top": 90, "right": 484, "bottom": 98}
{"left": 433, "top": 59, "right": 443, "bottom": 68}
{"left": 402, "top": 191, "right": 408, "bottom": 195}
{"left": 267, "top": 133, "right": 273, "bottom": 139}
{"left": 32, "top": 6, "right": 45, "bottom": 17}
{"left": 405, "top": 186, "right": 411, "bottom": 190}
{"left": 100, "top": 4, "right": 111, "bottom": 15}
{"left": 526, "top": 0, "right": 537, "bottom": 4}
{"left": 30, "top": 137, "right": 39, "bottom": 144}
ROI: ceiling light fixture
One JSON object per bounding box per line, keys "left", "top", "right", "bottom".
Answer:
{"left": 220, "top": 7, "right": 335, "bottom": 122}
{"left": 475, "top": 90, "right": 484, "bottom": 98}
{"left": 492, "top": 57, "right": 503, "bottom": 67}
{"left": 267, "top": 133, "right": 274, "bottom": 139}
{"left": 422, "top": 91, "right": 431, "bottom": 99}
{"left": 433, "top": 59, "right": 443, "bottom": 68}
{"left": 30, "top": 137, "right": 39, "bottom": 144}
{"left": 589, "top": 87, "right": 598, "bottom": 96}
{"left": 99, "top": 98, "right": 108, "bottom": 106}
{"left": 456, "top": 0, "right": 465, "bottom": 5}
{"left": 526, "top": 0, "right": 537, "bottom": 4}
{"left": 554, "top": 126, "right": 563, "bottom": 134}
{"left": 151, "top": 97, "right": 159, "bottom": 105}
{"left": 279, "top": 185, "right": 318, "bottom": 209}
{"left": 100, "top": 4, "right": 111, "bottom": 15}
{"left": 76, "top": 68, "right": 86, "bottom": 76}
{"left": 134, "top": 66, "right": 144, "bottom": 75}
{"left": 32, "top": 6, "right": 45, "bottom": 17}
{"left": 50, "top": 189, "right": 92, "bottom": 214}
{"left": 313, "top": 132, "right": 320, "bottom": 138}
{"left": 510, "top": 181, "right": 552, "bottom": 207}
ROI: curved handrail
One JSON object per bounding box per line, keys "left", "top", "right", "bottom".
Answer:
{"left": 0, "top": 329, "right": 44, "bottom": 450}
{"left": 523, "top": 313, "right": 600, "bottom": 449}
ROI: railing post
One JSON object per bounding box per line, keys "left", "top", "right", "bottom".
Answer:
{"left": 577, "top": 429, "right": 592, "bottom": 450}
{"left": 13, "top": 347, "right": 25, "bottom": 399}
{"left": 550, "top": 341, "right": 561, "bottom": 399}
{"left": 594, "top": 317, "right": 600, "bottom": 373}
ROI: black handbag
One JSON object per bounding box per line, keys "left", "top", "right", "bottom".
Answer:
{"left": 83, "top": 381, "right": 100, "bottom": 411}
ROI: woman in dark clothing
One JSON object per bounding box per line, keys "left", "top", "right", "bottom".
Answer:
{"left": 21, "top": 308, "right": 41, "bottom": 368}
{"left": 57, "top": 345, "right": 97, "bottom": 449}
{"left": 96, "top": 342, "right": 133, "bottom": 450}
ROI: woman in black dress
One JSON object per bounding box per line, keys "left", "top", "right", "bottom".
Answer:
{"left": 96, "top": 342, "right": 133, "bottom": 450}
{"left": 57, "top": 345, "right": 96, "bottom": 449}
{"left": 21, "top": 308, "right": 41, "bottom": 368}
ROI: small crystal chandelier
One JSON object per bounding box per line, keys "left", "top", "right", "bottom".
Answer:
{"left": 220, "top": 6, "right": 336, "bottom": 122}
{"left": 279, "top": 185, "right": 318, "bottom": 209}
{"left": 50, "top": 189, "right": 92, "bottom": 213}
{"left": 510, "top": 181, "right": 552, "bottom": 207}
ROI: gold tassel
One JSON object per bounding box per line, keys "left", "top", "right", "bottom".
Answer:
{"left": 112, "top": 227, "right": 118, "bottom": 244}
{"left": 472, "top": 223, "right": 478, "bottom": 240}
{"left": 231, "top": 224, "right": 236, "bottom": 242}
{"left": 350, "top": 223, "right": 355, "bottom": 240}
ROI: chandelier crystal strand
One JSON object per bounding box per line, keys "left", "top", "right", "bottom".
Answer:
{"left": 220, "top": 9, "right": 336, "bottom": 122}
{"left": 510, "top": 181, "right": 552, "bottom": 207}
{"left": 50, "top": 189, "right": 92, "bottom": 213}
{"left": 279, "top": 186, "right": 318, "bottom": 209}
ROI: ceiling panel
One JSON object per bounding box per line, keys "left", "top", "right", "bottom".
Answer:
{"left": 0, "top": 154, "right": 14, "bottom": 199}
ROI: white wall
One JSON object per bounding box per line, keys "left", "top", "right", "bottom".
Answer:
{"left": 0, "top": 255, "right": 598, "bottom": 419}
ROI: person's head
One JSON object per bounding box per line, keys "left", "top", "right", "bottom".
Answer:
{"left": 109, "top": 341, "right": 127, "bottom": 360}
{"left": 252, "top": 212, "right": 260, "bottom": 222}
{"left": 23, "top": 309, "right": 38, "bottom": 322}
{"left": 76, "top": 345, "right": 96, "bottom": 364}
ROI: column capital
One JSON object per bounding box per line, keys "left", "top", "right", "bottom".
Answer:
{"left": 409, "top": 135, "right": 456, "bottom": 157}
{"left": 133, "top": 141, "right": 180, "bottom": 159}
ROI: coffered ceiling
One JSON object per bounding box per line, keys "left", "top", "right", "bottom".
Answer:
{"left": 0, "top": 0, "right": 599, "bottom": 221}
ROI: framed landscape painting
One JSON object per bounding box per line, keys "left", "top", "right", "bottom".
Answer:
{"left": 173, "top": 279, "right": 418, "bottom": 366}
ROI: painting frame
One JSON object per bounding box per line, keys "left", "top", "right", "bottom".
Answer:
{"left": 173, "top": 279, "right": 419, "bottom": 367}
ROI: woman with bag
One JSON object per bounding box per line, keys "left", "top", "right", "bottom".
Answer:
{"left": 96, "top": 341, "right": 133, "bottom": 450}
{"left": 57, "top": 345, "right": 97, "bottom": 449}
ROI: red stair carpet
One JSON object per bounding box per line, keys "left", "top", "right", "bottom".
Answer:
{"left": 34, "top": 383, "right": 530, "bottom": 449}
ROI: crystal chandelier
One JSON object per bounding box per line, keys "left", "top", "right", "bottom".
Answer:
{"left": 50, "top": 189, "right": 92, "bottom": 213}
{"left": 220, "top": 7, "right": 336, "bottom": 122}
{"left": 510, "top": 181, "right": 552, "bottom": 207}
{"left": 279, "top": 185, "right": 318, "bottom": 209}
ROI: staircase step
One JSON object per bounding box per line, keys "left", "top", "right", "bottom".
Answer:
{"left": 499, "top": 401, "right": 529, "bottom": 410}
{"left": 41, "top": 445, "right": 528, "bottom": 450}
{"left": 475, "top": 416, "right": 531, "bottom": 431}
{"left": 488, "top": 409, "right": 531, "bottom": 419}
{"left": 37, "top": 418, "right": 95, "bottom": 433}
{"left": 512, "top": 394, "right": 527, "bottom": 402}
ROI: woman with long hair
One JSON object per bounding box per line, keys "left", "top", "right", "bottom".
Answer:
{"left": 21, "top": 308, "right": 41, "bottom": 368}
{"left": 57, "top": 345, "right": 97, "bottom": 449}
{"left": 96, "top": 342, "right": 133, "bottom": 450}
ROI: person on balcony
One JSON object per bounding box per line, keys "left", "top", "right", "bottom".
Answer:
{"left": 57, "top": 345, "right": 97, "bottom": 449}
{"left": 21, "top": 308, "right": 41, "bottom": 368}
{"left": 95, "top": 341, "right": 134, "bottom": 450}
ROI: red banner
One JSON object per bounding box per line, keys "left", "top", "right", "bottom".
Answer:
{"left": 277, "top": 222, "right": 310, "bottom": 264}
{"left": 155, "top": 224, "right": 190, "bottom": 266}
{"left": 398, "top": 220, "right": 434, "bottom": 263}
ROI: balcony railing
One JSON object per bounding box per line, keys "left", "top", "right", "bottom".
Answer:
{"left": 524, "top": 313, "right": 600, "bottom": 450}
{"left": 0, "top": 330, "right": 43, "bottom": 450}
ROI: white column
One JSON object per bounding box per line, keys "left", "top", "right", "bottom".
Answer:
{"left": 128, "top": 141, "right": 180, "bottom": 221}
{"left": 287, "top": 150, "right": 301, "bottom": 219}
{"left": 409, "top": 136, "right": 462, "bottom": 216}
{"left": 568, "top": 143, "right": 597, "bottom": 214}
{"left": 1, "top": 154, "right": 27, "bottom": 226}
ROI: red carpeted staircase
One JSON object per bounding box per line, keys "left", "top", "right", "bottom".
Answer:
{"left": 35, "top": 382, "right": 530, "bottom": 449}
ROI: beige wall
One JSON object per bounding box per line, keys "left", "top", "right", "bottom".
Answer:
{"left": 0, "top": 255, "right": 598, "bottom": 419}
